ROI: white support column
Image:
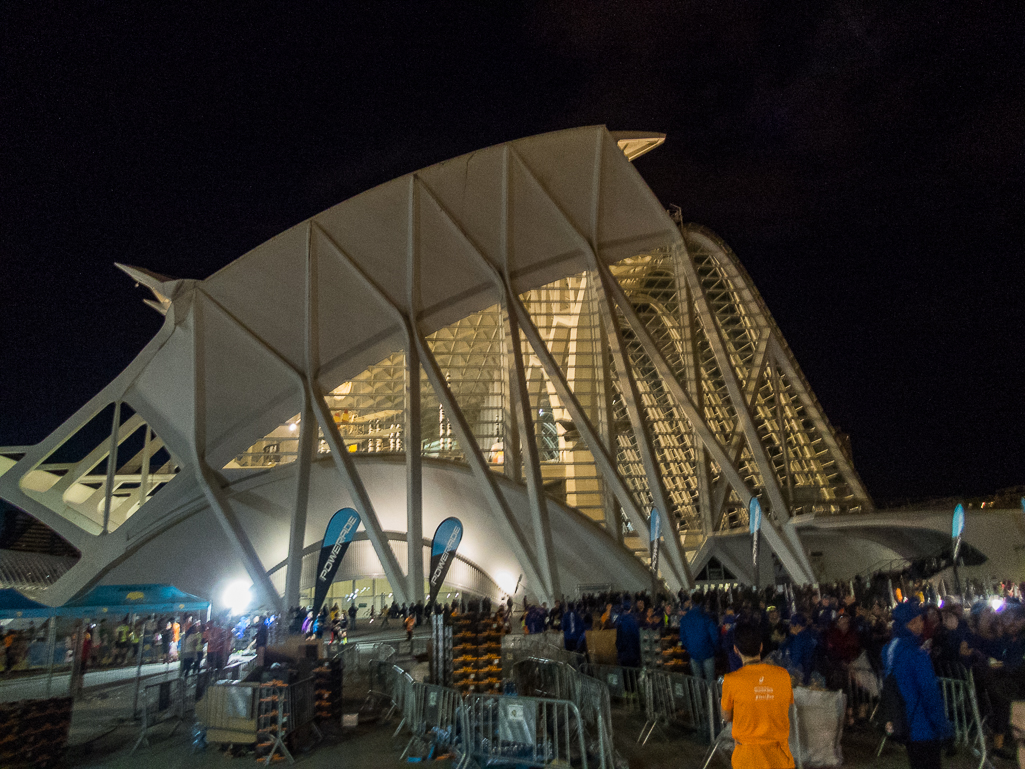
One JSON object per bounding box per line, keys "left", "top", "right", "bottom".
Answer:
{"left": 710, "top": 331, "right": 772, "bottom": 524}
{"left": 404, "top": 340, "right": 425, "bottom": 604}
{"left": 503, "top": 289, "right": 560, "bottom": 599}
{"left": 412, "top": 327, "right": 552, "bottom": 602}
{"left": 676, "top": 250, "right": 793, "bottom": 525}
{"left": 285, "top": 395, "right": 315, "bottom": 611}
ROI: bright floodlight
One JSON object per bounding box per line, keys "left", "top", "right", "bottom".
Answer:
{"left": 495, "top": 571, "right": 518, "bottom": 595}
{"left": 223, "top": 580, "right": 253, "bottom": 615}
{"left": 990, "top": 596, "right": 1004, "bottom": 611}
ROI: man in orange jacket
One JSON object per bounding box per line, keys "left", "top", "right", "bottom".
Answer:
{"left": 721, "top": 621, "right": 795, "bottom": 769}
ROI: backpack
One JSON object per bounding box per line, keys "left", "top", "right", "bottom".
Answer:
{"left": 878, "top": 642, "right": 918, "bottom": 743}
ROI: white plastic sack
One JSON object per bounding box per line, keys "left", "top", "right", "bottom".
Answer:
{"left": 792, "top": 687, "right": 845, "bottom": 767}
{"left": 849, "top": 651, "right": 881, "bottom": 698}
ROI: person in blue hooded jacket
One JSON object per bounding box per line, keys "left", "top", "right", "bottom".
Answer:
{"left": 562, "top": 602, "right": 587, "bottom": 653}
{"left": 779, "top": 613, "right": 817, "bottom": 685}
{"left": 615, "top": 602, "right": 641, "bottom": 668}
{"left": 679, "top": 591, "right": 719, "bottom": 682}
{"left": 883, "top": 601, "right": 952, "bottom": 769}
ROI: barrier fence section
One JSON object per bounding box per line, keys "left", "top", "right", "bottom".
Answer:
{"left": 639, "top": 669, "right": 716, "bottom": 745}
{"left": 392, "top": 668, "right": 418, "bottom": 738}
{"left": 256, "top": 676, "right": 322, "bottom": 765}
{"left": 507, "top": 657, "right": 615, "bottom": 769}
{"left": 363, "top": 660, "right": 409, "bottom": 723}
{"left": 133, "top": 676, "right": 190, "bottom": 752}
{"left": 581, "top": 663, "right": 643, "bottom": 711}
{"left": 845, "top": 655, "right": 882, "bottom": 725}
{"left": 460, "top": 693, "right": 592, "bottom": 769}
{"left": 288, "top": 677, "right": 322, "bottom": 743}
{"left": 400, "top": 683, "right": 462, "bottom": 762}
{"left": 501, "top": 635, "right": 585, "bottom": 675}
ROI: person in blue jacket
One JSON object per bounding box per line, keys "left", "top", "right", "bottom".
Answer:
{"left": 779, "top": 613, "right": 818, "bottom": 685}
{"left": 615, "top": 601, "right": 641, "bottom": 668}
{"left": 883, "top": 601, "right": 952, "bottom": 769}
{"left": 679, "top": 591, "right": 719, "bottom": 682}
{"left": 562, "top": 602, "right": 587, "bottom": 653}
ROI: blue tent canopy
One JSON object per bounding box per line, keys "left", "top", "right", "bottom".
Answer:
{"left": 0, "top": 588, "right": 54, "bottom": 619}
{"left": 59, "top": 584, "right": 210, "bottom": 617}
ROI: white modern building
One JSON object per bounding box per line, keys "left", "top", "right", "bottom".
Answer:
{"left": 1, "top": 127, "right": 1018, "bottom": 612}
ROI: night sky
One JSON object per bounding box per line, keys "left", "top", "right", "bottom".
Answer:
{"left": 2, "top": 3, "right": 1022, "bottom": 506}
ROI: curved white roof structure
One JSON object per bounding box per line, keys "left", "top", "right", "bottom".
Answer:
{"left": 0, "top": 127, "right": 877, "bottom": 610}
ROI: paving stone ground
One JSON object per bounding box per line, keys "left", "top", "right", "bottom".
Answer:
{"left": 66, "top": 689, "right": 1005, "bottom": 769}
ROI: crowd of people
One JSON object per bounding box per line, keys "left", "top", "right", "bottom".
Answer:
{"left": 514, "top": 576, "right": 1025, "bottom": 766}
{"left": 75, "top": 614, "right": 237, "bottom": 678}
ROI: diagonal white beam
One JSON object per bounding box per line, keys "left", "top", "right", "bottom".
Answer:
{"left": 412, "top": 326, "right": 551, "bottom": 602}
{"left": 768, "top": 337, "right": 875, "bottom": 509}
{"left": 674, "top": 243, "right": 816, "bottom": 582}
{"left": 414, "top": 168, "right": 563, "bottom": 598}
{"left": 200, "top": 286, "right": 413, "bottom": 606}
{"left": 191, "top": 294, "right": 282, "bottom": 611}
{"left": 711, "top": 330, "right": 772, "bottom": 524}
{"left": 502, "top": 145, "right": 691, "bottom": 589}
{"left": 307, "top": 383, "right": 410, "bottom": 604}
{"left": 590, "top": 270, "right": 691, "bottom": 589}
{"left": 510, "top": 292, "right": 654, "bottom": 555}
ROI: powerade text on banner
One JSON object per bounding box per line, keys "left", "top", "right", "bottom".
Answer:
{"left": 749, "top": 497, "right": 762, "bottom": 574}
{"left": 649, "top": 508, "right": 662, "bottom": 578}
{"left": 313, "top": 508, "right": 361, "bottom": 615}
{"left": 428, "top": 517, "right": 463, "bottom": 605}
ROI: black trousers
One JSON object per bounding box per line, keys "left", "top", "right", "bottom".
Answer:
{"left": 906, "top": 739, "right": 941, "bottom": 769}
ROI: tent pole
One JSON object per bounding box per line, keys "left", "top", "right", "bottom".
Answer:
{"left": 44, "top": 617, "right": 57, "bottom": 697}
{"left": 132, "top": 614, "right": 146, "bottom": 719}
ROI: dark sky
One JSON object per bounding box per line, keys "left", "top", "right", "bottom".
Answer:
{"left": 2, "top": 2, "right": 1022, "bottom": 505}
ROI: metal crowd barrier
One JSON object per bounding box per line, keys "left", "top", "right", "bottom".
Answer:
{"left": 510, "top": 657, "right": 577, "bottom": 700}
{"left": 287, "top": 677, "right": 322, "bottom": 742}
{"left": 363, "top": 661, "right": 409, "bottom": 724}
{"left": 392, "top": 667, "right": 418, "bottom": 738}
{"left": 846, "top": 656, "right": 882, "bottom": 724}
{"left": 572, "top": 668, "right": 617, "bottom": 769}
{"left": 460, "top": 693, "right": 593, "bottom": 769}
{"left": 256, "top": 676, "right": 323, "bottom": 765}
{"left": 581, "top": 663, "right": 643, "bottom": 711}
{"left": 501, "top": 634, "right": 585, "bottom": 673}
{"left": 400, "top": 682, "right": 463, "bottom": 762}
{"left": 507, "top": 657, "right": 616, "bottom": 769}
{"left": 639, "top": 669, "right": 716, "bottom": 745}
{"left": 132, "top": 676, "right": 188, "bottom": 752}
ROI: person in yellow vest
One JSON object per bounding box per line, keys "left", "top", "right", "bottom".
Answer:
{"left": 115, "top": 617, "right": 132, "bottom": 665}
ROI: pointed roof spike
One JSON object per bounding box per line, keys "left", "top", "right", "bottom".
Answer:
{"left": 116, "top": 263, "right": 185, "bottom": 315}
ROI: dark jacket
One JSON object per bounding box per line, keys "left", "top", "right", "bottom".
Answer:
{"left": 615, "top": 611, "right": 641, "bottom": 667}
{"left": 679, "top": 606, "right": 718, "bottom": 662}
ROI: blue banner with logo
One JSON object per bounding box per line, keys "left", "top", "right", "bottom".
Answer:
{"left": 749, "top": 497, "right": 762, "bottom": 574}
{"left": 649, "top": 507, "right": 662, "bottom": 578}
{"left": 313, "top": 508, "right": 361, "bottom": 616}
{"left": 428, "top": 517, "right": 463, "bottom": 606}
{"left": 952, "top": 503, "right": 965, "bottom": 562}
